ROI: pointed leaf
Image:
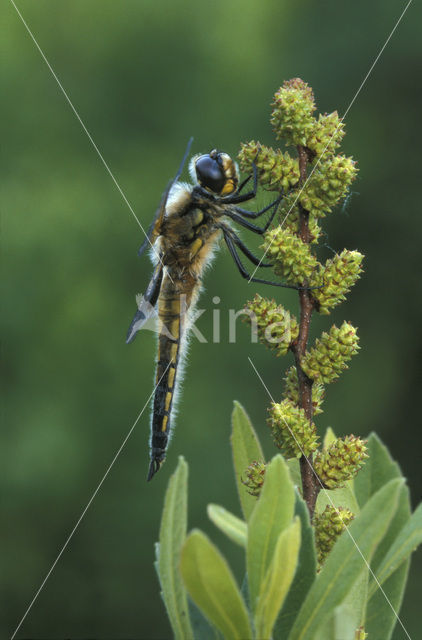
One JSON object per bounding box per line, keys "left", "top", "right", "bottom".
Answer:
{"left": 180, "top": 530, "right": 253, "bottom": 640}
{"left": 323, "top": 426, "right": 336, "bottom": 448}
{"left": 354, "top": 432, "right": 402, "bottom": 508}
{"left": 369, "top": 502, "right": 422, "bottom": 597}
{"left": 371, "top": 483, "right": 411, "bottom": 574}
{"left": 156, "top": 457, "right": 194, "bottom": 640}
{"left": 288, "top": 478, "right": 403, "bottom": 640}
{"left": 247, "top": 454, "right": 295, "bottom": 613}
{"left": 207, "top": 504, "right": 247, "bottom": 548}
{"left": 313, "top": 569, "right": 368, "bottom": 640}
{"left": 255, "top": 517, "right": 301, "bottom": 639}
{"left": 354, "top": 433, "right": 411, "bottom": 575}
{"left": 231, "top": 401, "right": 264, "bottom": 521}
{"left": 366, "top": 559, "right": 410, "bottom": 640}
{"left": 274, "top": 491, "right": 317, "bottom": 638}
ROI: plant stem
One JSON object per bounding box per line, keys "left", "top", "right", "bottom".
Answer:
{"left": 293, "top": 145, "right": 320, "bottom": 519}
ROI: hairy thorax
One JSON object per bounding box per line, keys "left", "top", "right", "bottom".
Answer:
{"left": 159, "top": 186, "right": 225, "bottom": 282}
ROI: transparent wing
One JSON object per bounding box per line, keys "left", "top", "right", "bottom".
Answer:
{"left": 126, "top": 262, "right": 163, "bottom": 343}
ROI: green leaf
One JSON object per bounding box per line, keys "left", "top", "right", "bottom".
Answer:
{"left": 371, "top": 483, "right": 411, "bottom": 574}
{"left": 247, "top": 454, "right": 295, "bottom": 613}
{"left": 231, "top": 401, "right": 265, "bottom": 521}
{"left": 354, "top": 432, "right": 402, "bottom": 508}
{"left": 312, "top": 612, "right": 338, "bottom": 640}
{"left": 341, "top": 567, "right": 368, "bottom": 635}
{"left": 365, "top": 559, "right": 410, "bottom": 640}
{"left": 274, "top": 491, "right": 317, "bottom": 639}
{"left": 286, "top": 458, "right": 301, "bottom": 488}
{"left": 255, "top": 517, "right": 301, "bottom": 640}
{"left": 323, "top": 426, "right": 336, "bottom": 448}
{"left": 369, "top": 503, "right": 422, "bottom": 597}
{"left": 315, "top": 478, "right": 360, "bottom": 516}
{"left": 180, "top": 530, "right": 252, "bottom": 640}
{"left": 313, "top": 569, "right": 368, "bottom": 640}
{"left": 207, "top": 504, "right": 247, "bottom": 548}
{"left": 288, "top": 478, "right": 403, "bottom": 640}
{"left": 156, "top": 456, "right": 194, "bottom": 640}
{"left": 188, "top": 598, "right": 223, "bottom": 640}
{"left": 354, "top": 433, "right": 412, "bottom": 575}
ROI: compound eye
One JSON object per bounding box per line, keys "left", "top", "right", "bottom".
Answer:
{"left": 195, "top": 154, "right": 225, "bottom": 194}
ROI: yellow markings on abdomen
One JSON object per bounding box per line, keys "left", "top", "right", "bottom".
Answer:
{"left": 169, "top": 341, "right": 178, "bottom": 363}
{"left": 165, "top": 391, "right": 172, "bottom": 413}
{"left": 156, "top": 297, "right": 180, "bottom": 432}
{"left": 168, "top": 366, "right": 176, "bottom": 389}
{"left": 163, "top": 317, "right": 178, "bottom": 340}
{"left": 158, "top": 296, "right": 181, "bottom": 316}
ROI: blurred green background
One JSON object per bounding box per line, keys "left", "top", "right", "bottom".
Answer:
{"left": 3, "top": 0, "right": 421, "bottom": 638}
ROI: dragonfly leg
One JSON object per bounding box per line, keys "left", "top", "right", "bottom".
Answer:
{"left": 223, "top": 231, "right": 298, "bottom": 290}
{"left": 226, "top": 207, "right": 278, "bottom": 235}
{"left": 232, "top": 193, "right": 282, "bottom": 220}
{"left": 218, "top": 224, "right": 272, "bottom": 267}
{"left": 223, "top": 231, "right": 324, "bottom": 292}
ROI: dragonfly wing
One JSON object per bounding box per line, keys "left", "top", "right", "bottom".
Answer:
{"left": 126, "top": 262, "right": 163, "bottom": 343}
{"left": 138, "top": 179, "right": 172, "bottom": 257}
{"left": 138, "top": 137, "right": 194, "bottom": 257}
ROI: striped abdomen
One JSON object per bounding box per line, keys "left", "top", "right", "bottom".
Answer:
{"left": 147, "top": 273, "right": 195, "bottom": 481}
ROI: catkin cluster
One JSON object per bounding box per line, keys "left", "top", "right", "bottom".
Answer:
{"left": 240, "top": 80, "right": 368, "bottom": 564}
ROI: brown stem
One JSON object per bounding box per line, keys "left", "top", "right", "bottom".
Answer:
{"left": 293, "top": 146, "right": 320, "bottom": 520}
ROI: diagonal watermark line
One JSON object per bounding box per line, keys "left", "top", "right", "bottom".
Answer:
{"left": 9, "top": 0, "right": 168, "bottom": 275}
{"left": 10, "top": 362, "right": 171, "bottom": 640}
{"left": 248, "top": 356, "right": 412, "bottom": 640}
{"left": 248, "top": 0, "right": 413, "bottom": 281}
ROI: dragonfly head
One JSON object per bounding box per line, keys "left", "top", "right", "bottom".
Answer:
{"left": 192, "top": 149, "right": 239, "bottom": 196}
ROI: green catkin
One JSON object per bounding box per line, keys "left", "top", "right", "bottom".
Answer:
{"left": 262, "top": 227, "right": 319, "bottom": 286}
{"left": 242, "top": 461, "right": 266, "bottom": 497}
{"left": 268, "top": 399, "right": 319, "bottom": 458}
{"left": 283, "top": 366, "right": 325, "bottom": 415}
{"left": 301, "top": 322, "right": 360, "bottom": 384}
{"left": 243, "top": 294, "right": 299, "bottom": 356}
{"left": 271, "top": 78, "right": 316, "bottom": 145}
{"left": 314, "top": 435, "right": 368, "bottom": 489}
{"left": 314, "top": 505, "right": 354, "bottom": 565}
{"left": 238, "top": 141, "right": 300, "bottom": 192}
{"left": 312, "top": 250, "right": 364, "bottom": 314}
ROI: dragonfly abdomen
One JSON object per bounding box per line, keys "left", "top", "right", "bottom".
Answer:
{"left": 148, "top": 279, "right": 185, "bottom": 481}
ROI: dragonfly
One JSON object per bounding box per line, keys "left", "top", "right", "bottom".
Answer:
{"left": 127, "top": 138, "right": 298, "bottom": 481}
